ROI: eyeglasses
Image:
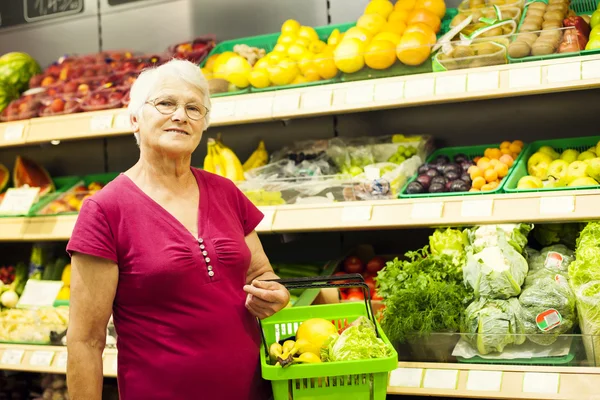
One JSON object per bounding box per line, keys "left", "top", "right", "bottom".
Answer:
{"left": 146, "top": 98, "right": 209, "bottom": 121}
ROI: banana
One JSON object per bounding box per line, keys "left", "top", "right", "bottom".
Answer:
{"left": 208, "top": 139, "right": 226, "bottom": 177}
{"left": 203, "top": 142, "right": 215, "bottom": 173}
{"left": 216, "top": 141, "right": 245, "bottom": 182}
{"left": 243, "top": 140, "right": 268, "bottom": 171}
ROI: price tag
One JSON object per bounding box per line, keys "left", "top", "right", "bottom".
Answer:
{"left": 3, "top": 124, "right": 25, "bottom": 141}
{"left": 467, "top": 370, "right": 503, "bottom": 391}
{"left": 405, "top": 78, "right": 435, "bottom": 98}
{"left": 56, "top": 352, "right": 68, "bottom": 369}
{"left": 256, "top": 209, "right": 275, "bottom": 231}
{"left": 345, "top": 85, "right": 375, "bottom": 105}
{"left": 113, "top": 113, "right": 131, "bottom": 130}
{"left": 547, "top": 62, "right": 581, "bottom": 83}
{"left": 210, "top": 101, "right": 236, "bottom": 119}
{"left": 389, "top": 368, "right": 423, "bottom": 388}
{"left": 1, "top": 349, "right": 24, "bottom": 365}
{"left": 423, "top": 369, "right": 458, "bottom": 390}
{"left": 582, "top": 60, "right": 600, "bottom": 80}
{"left": 509, "top": 67, "right": 541, "bottom": 89}
{"left": 461, "top": 199, "right": 494, "bottom": 217}
{"left": 435, "top": 75, "right": 467, "bottom": 95}
{"left": 301, "top": 90, "right": 332, "bottom": 109}
{"left": 411, "top": 202, "right": 444, "bottom": 219}
{"left": 17, "top": 280, "right": 64, "bottom": 308}
{"left": 374, "top": 81, "right": 404, "bottom": 101}
{"left": 364, "top": 166, "right": 381, "bottom": 180}
{"left": 468, "top": 71, "right": 500, "bottom": 92}
{"left": 523, "top": 372, "right": 560, "bottom": 394}
{"left": 272, "top": 94, "right": 300, "bottom": 114}
{"left": 539, "top": 196, "right": 575, "bottom": 214}
{"left": 0, "top": 187, "right": 41, "bottom": 216}
{"left": 30, "top": 351, "right": 55, "bottom": 367}
{"left": 90, "top": 115, "right": 114, "bottom": 131}
{"left": 341, "top": 205, "right": 373, "bottom": 222}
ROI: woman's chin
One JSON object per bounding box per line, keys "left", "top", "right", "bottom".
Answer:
{"left": 156, "top": 136, "right": 199, "bottom": 156}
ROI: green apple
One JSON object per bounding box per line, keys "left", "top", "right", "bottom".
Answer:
{"left": 537, "top": 146, "right": 560, "bottom": 160}
{"left": 586, "top": 37, "right": 600, "bottom": 50}
{"left": 527, "top": 152, "right": 554, "bottom": 179}
{"left": 569, "top": 177, "right": 599, "bottom": 187}
{"left": 591, "top": 9, "right": 600, "bottom": 30}
{"left": 586, "top": 158, "right": 600, "bottom": 181}
{"left": 591, "top": 26, "right": 600, "bottom": 39}
{"left": 545, "top": 176, "right": 567, "bottom": 188}
{"left": 588, "top": 147, "right": 597, "bottom": 155}
{"left": 559, "top": 149, "right": 579, "bottom": 164}
{"left": 547, "top": 159, "right": 570, "bottom": 180}
{"left": 578, "top": 151, "right": 596, "bottom": 161}
{"left": 596, "top": 140, "right": 600, "bottom": 156}
{"left": 517, "top": 175, "right": 543, "bottom": 189}
{"left": 565, "top": 160, "right": 589, "bottom": 184}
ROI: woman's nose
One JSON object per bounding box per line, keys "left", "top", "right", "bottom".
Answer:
{"left": 171, "top": 105, "right": 189, "bottom": 122}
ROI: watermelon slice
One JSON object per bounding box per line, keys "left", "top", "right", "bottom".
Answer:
{"left": 12, "top": 156, "right": 54, "bottom": 196}
{"left": 0, "top": 164, "right": 8, "bottom": 192}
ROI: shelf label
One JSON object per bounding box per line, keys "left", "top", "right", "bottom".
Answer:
{"left": 423, "top": 369, "right": 458, "bottom": 390}
{"left": 210, "top": 101, "right": 236, "bottom": 119}
{"left": 341, "top": 205, "right": 373, "bottom": 222}
{"left": 411, "top": 202, "right": 444, "bottom": 219}
{"left": 30, "top": 350, "right": 55, "bottom": 367}
{"left": 301, "top": 90, "right": 332, "bottom": 109}
{"left": 374, "top": 81, "right": 404, "bottom": 101}
{"left": 467, "top": 370, "right": 503, "bottom": 391}
{"left": 523, "top": 372, "right": 560, "bottom": 394}
{"left": 1, "top": 349, "right": 24, "bottom": 365}
{"left": 345, "top": 85, "right": 375, "bottom": 105}
{"left": 112, "top": 357, "right": 118, "bottom": 373}
{"left": 3, "top": 124, "right": 25, "bottom": 141}
{"left": 256, "top": 209, "right": 275, "bottom": 231}
{"left": 235, "top": 98, "right": 273, "bottom": 117}
{"left": 509, "top": 67, "right": 541, "bottom": 89}
{"left": 405, "top": 78, "right": 435, "bottom": 98}
{"left": 547, "top": 62, "right": 581, "bottom": 84}
{"left": 582, "top": 60, "right": 600, "bottom": 80}
{"left": 467, "top": 71, "right": 500, "bottom": 92}
{"left": 17, "top": 280, "right": 64, "bottom": 308}
{"left": 0, "top": 187, "right": 40, "bottom": 216}
{"left": 461, "top": 199, "right": 494, "bottom": 217}
{"left": 56, "top": 352, "right": 68, "bottom": 369}
{"left": 389, "top": 368, "right": 423, "bottom": 388}
{"left": 539, "top": 196, "right": 575, "bottom": 214}
{"left": 90, "top": 114, "right": 114, "bottom": 131}
{"left": 113, "top": 113, "right": 131, "bottom": 130}
{"left": 272, "top": 93, "right": 300, "bottom": 114}
{"left": 435, "top": 75, "right": 467, "bottom": 95}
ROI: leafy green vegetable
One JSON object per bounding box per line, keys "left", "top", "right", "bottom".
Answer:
{"left": 525, "top": 245, "right": 574, "bottom": 287}
{"left": 429, "top": 228, "right": 469, "bottom": 267}
{"left": 462, "top": 297, "right": 525, "bottom": 355}
{"left": 321, "top": 316, "right": 392, "bottom": 362}
{"left": 468, "top": 224, "right": 533, "bottom": 254}
{"left": 574, "top": 281, "right": 600, "bottom": 366}
{"left": 569, "top": 222, "right": 600, "bottom": 289}
{"left": 532, "top": 223, "right": 583, "bottom": 248}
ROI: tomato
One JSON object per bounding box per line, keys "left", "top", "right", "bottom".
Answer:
{"left": 364, "top": 276, "right": 376, "bottom": 296}
{"left": 343, "top": 256, "right": 364, "bottom": 274}
{"left": 366, "top": 256, "right": 386, "bottom": 274}
{"left": 339, "top": 289, "right": 349, "bottom": 300}
{"left": 331, "top": 271, "right": 349, "bottom": 284}
{"left": 346, "top": 291, "right": 365, "bottom": 301}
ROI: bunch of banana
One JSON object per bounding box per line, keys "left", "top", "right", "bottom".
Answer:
{"left": 243, "top": 140, "right": 268, "bottom": 172}
{"left": 269, "top": 339, "right": 322, "bottom": 368}
{"left": 203, "top": 138, "right": 245, "bottom": 181}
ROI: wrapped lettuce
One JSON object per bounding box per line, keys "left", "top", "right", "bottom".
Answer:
{"left": 462, "top": 297, "right": 525, "bottom": 355}
{"left": 464, "top": 231, "right": 529, "bottom": 299}
{"left": 525, "top": 245, "right": 575, "bottom": 287}
{"left": 569, "top": 222, "right": 600, "bottom": 290}
{"left": 429, "top": 228, "right": 468, "bottom": 268}
{"left": 321, "top": 316, "right": 391, "bottom": 362}
{"left": 468, "top": 224, "right": 533, "bottom": 254}
{"left": 575, "top": 281, "right": 600, "bottom": 366}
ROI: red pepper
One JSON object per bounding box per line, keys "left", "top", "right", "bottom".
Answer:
{"left": 562, "top": 16, "right": 591, "bottom": 50}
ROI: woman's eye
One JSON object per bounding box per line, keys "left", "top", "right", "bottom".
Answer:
{"left": 187, "top": 106, "right": 200, "bottom": 112}
{"left": 158, "top": 101, "right": 175, "bottom": 107}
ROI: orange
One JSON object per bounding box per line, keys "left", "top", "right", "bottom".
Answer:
{"left": 489, "top": 181, "right": 499, "bottom": 189}
{"left": 373, "top": 31, "right": 403, "bottom": 45}
{"left": 395, "top": 0, "right": 418, "bottom": 12}
{"left": 333, "top": 38, "right": 366, "bottom": 73}
{"left": 509, "top": 143, "right": 522, "bottom": 154}
{"left": 499, "top": 154, "right": 514, "bottom": 167}
{"left": 407, "top": 9, "right": 441, "bottom": 33}
{"left": 381, "top": 21, "right": 407, "bottom": 36}
{"left": 313, "top": 53, "right": 338, "bottom": 79}
{"left": 469, "top": 188, "right": 480, "bottom": 192}
{"left": 511, "top": 152, "right": 519, "bottom": 160}
{"left": 473, "top": 156, "right": 481, "bottom": 163}
{"left": 396, "top": 32, "right": 431, "bottom": 66}
{"left": 476, "top": 156, "right": 490, "bottom": 170}
{"left": 303, "top": 68, "right": 322, "bottom": 81}
{"left": 415, "top": 0, "right": 447, "bottom": 19}
{"left": 512, "top": 140, "right": 524, "bottom": 148}
{"left": 488, "top": 148, "right": 502, "bottom": 160}
{"left": 500, "top": 141, "right": 511, "bottom": 149}
{"left": 365, "top": 0, "right": 395, "bottom": 18}
{"left": 495, "top": 162, "right": 509, "bottom": 178}
{"left": 204, "top": 54, "right": 220, "bottom": 71}
{"left": 344, "top": 27, "right": 372, "bottom": 43}
{"left": 404, "top": 23, "right": 437, "bottom": 45}
{"left": 388, "top": 9, "right": 411, "bottom": 23}
{"left": 489, "top": 159, "right": 499, "bottom": 167}
{"left": 472, "top": 176, "right": 486, "bottom": 190}
{"left": 469, "top": 166, "right": 483, "bottom": 179}
{"left": 357, "top": 13, "right": 387, "bottom": 35}
{"left": 484, "top": 169, "right": 498, "bottom": 183}
{"left": 365, "top": 40, "right": 397, "bottom": 70}
{"left": 501, "top": 147, "right": 512, "bottom": 155}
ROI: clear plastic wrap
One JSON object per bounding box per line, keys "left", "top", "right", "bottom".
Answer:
{"left": 0, "top": 307, "right": 69, "bottom": 344}
{"left": 575, "top": 281, "right": 600, "bottom": 366}
{"left": 348, "top": 157, "right": 422, "bottom": 200}
{"left": 525, "top": 244, "right": 575, "bottom": 286}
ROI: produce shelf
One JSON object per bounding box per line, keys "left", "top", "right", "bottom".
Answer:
{"left": 2, "top": 189, "right": 599, "bottom": 240}
{"left": 387, "top": 362, "right": 600, "bottom": 399}
{"left": 1, "top": 54, "right": 600, "bottom": 148}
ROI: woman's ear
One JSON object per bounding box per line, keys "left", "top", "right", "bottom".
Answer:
{"left": 131, "top": 113, "right": 140, "bottom": 133}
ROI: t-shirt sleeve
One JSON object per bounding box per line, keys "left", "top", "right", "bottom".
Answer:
{"left": 233, "top": 185, "right": 264, "bottom": 236}
{"left": 66, "top": 198, "right": 118, "bottom": 263}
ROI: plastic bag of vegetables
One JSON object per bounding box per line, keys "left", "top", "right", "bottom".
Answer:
{"left": 525, "top": 245, "right": 575, "bottom": 287}
{"left": 462, "top": 297, "right": 525, "bottom": 355}
{"left": 468, "top": 223, "right": 533, "bottom": 254}
{"left": 574, "top": 281, "right": 600, "bottom": 366}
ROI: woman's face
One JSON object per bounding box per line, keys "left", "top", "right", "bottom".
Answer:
{"left": 133, "top": 76, "right": 208, "bottom": 156}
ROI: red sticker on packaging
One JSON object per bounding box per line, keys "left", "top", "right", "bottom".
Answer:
{"left": 544, "top": 252, "right": 564, "bottom": 270}
{"left": 536, "top": 309, "right": 562, "bottom": 331}
{"left": 555, "top": 274, "right": 568, "bottom": 285}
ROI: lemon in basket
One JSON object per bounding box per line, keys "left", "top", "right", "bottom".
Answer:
{"left": 296, "top": 318, "right": 339, "bottom": 356}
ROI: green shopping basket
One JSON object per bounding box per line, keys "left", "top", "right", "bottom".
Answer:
{"left": 259, "top": 274, "right": 398, "bottom": 400}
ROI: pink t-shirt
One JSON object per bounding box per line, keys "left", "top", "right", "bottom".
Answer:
{"left": 67, "top": 168, "right": 271, "bottom": 400}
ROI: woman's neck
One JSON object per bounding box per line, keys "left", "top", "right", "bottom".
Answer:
{"left": 128, "top": 150, "right": 195, "bottom": 193}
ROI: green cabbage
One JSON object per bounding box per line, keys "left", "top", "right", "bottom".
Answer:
{"left": 429, "top": 228, "right": 468, "bottom": 267}
{"left": 321, "top": 316, "right": 392, "bottom": 362}
{"left": 468, "top": 224, "right": 533, "bottom": 254}
{"left": 462, "top": 297, "right": 525, "bottom": 355}
{"left": 569, "top": 222, "right": 600, "bottom": 290}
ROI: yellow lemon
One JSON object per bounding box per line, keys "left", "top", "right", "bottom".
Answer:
{"left": 298, "top": 26, "right": 319, "bottom": 42}
{"left": 298, "top": 53, "right": 315, "bottom": 75}
{"left": 248, "top": 69, "right": 270, "bottom": 88}
{"left": 303, "top": 68, "right": 322, "bottom": 82}
{"left": 273, "top": 43, "right": 289, "bottom": 54}
{"left": 223, "top": 56, "right": 252, "bottom": 88}
{"left": 327, "top": 29, "right": 343, "bottom": 48}
{"left": 396, "top": 32, "right": 431, "bottom": 66}
{"left": 291, "top": 75, "right": 309, "bottom": 85}
{"left": 281, "top": 19, "right": 301, "bottom": 34}
{"left": 212, "top": 51, "right": 237, "bottom": 72}
{"left": 203, "top": 54, "right": 220, "bottom": 72}
{"left": 343, "top": 27, "right": 372, "bottom": 44}
{"left": 333, "top": 38, "right": 365, "bottom": 73}
{"left": 395, "top": 0, "right": 417, "bottom": 11}
{"left": 364, "top": 0, "right": 394, "bottom": 18}
{"left": 373, "top": 31, "right": 402, "bottom": 45}
{"left": 287, "top": 44, "right": 309, "bottom": 61}
{"left": 278, "top": 33, "right": 297, "bottom": 46}
{"left": 266, "top": 52, "right": 286, "bottom": 66}
{"left": 253, "top": 58, "right": 270, "bottom": 72}
{"left": 308, "top": 40, "right": 327, "bottom": 53}
{"left": 388, "top": 9, "right": 410, "bottom": 23}
{"left": 200, "top": 67, "right": 213, "bottom": 79}
{"left": 357, "top": 13, "right": 387, "bottom": 36}
{"left": 295, "top": 37, "right": 311, "bottom": 48}
{"left": 381, "top": 21, "right": 407, "bottom": 36}
{"left": 364, "top": 39, "right": 397, "bottom": 70}
{"left": 268, "top": 58, "right": 299, "bottom": 86}
{"left": 313, "top": 53, "right": 338, "bottom": 79}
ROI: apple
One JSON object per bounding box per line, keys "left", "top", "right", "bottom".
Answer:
{"left": 545, "top": 176, "right": 566, "bottom": 188}
{"left": 596, "top": 140, "right": 600, "bottom": 157}
{"left": 538, "top": 146, "right": 560, "bottom": 160}
{"left": 547, "top": 159, "right": 569, "bottom": 180}
{"left": 560, "top": 149, "right": 579, "bottom": 164}
{"left": 591, "top": 9, "right": 600, "bottom": 30}
{"left": 569, "top": 177, "right": 599, "bottom": 187}
{"left": 565, "top": 161, "right": 589, "bottom": 184}
{"left": 588, "top": 147, "right": 597, "bottom": 155}
{"left": 578, "top": 151, "right": 596, "bottom": 161}
{"left": 527, "top": 152, "right": 554, "bottom": 179}
{"left": 50, "top": 98, "right": 65, "bottom": 113}
{"left": 517, "top": 175, "right": 543, "bottom": 189}
{"left": 591, "top": 26, "right": 600, "bottom": 39}
{"left": 586, "top": 158, "right": 600, "bottom": 182}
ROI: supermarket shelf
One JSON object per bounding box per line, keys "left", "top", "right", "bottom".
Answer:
{"left": 388, "top": 362, "right": 600, "bottom": 399}
{"left": 0, "top": 344, "right": 117, "bottom": 377}
{"left": 2, "top": 189, "right": 599, "bottom": 240}
{"left": 1, "top": 54, "right": 600, "bottom": 148}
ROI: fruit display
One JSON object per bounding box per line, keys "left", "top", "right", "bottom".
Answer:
{"left": 434, "top": 37, "right": 510, "bottom": 70}
{"left": 457, "top": 0, "right": 524, "bottom": 15}
{"left": 403, "top": 140, "right": 523, "bottom": 195}
{"left": 203, "top": 137, "right": 246, "bottom": 181}
{"left": 336, "top": 254, "right": 386, "bottom": 301}
{"left": 588, "top": 3, "right": 600, "bottom": 49}
{"left": 242, "top": 140, "right": 269, "bottom": 172}
{"left": 36, "top": 180, "right": 106, "bottom": 215}
{"left": 168, "top": 35, "right": 216, "bottom": 63}
{"left": 0, "top": 80, "right": 19, "bottom": 114}
{"left": 0, "top": 307, "right": 68, "bottom": 344}
{"left": 0, "top": 52, "right": 41, "bottom": 94}
{"left": 12, "top": 156, "right": 54, "bottom": 196}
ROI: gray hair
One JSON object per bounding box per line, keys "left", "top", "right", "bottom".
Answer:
{"left": 127, "top": 59, "right": 212, "bottom": 144}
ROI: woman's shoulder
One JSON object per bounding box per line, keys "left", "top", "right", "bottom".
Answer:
{"left": 85, "top": 174, "right": 131, "bottom": 210}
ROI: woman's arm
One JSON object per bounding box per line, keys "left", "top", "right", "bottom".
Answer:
{"left": 243, "top": 231, "right": 289, "bottom": 319}
{"left": 67, "top": 252, "right": 118, "bottom": 400}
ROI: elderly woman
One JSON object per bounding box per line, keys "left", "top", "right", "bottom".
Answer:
{"left": 66, "top": 59, "right": 289, "bottom": 400}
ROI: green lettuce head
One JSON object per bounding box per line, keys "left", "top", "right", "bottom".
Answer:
{"left": 429, "top": 228, "right": 468, "bottom": 268}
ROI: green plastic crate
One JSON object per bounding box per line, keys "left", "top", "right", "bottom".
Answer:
{"left": 508, "top": 0, "right": 600, "bottom": 64}
{"left": 503, "top": 136, "right": 600, "bottom": 193}
{"left": 260, "top": 302, "right": 398, "bottom": 400}
{"left": 399, "top": 142, "right": 528, "bottom": 198}
{"left": 457, "top": 352, "right": 575, "bottom": 365}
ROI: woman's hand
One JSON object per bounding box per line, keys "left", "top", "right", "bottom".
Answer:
{"left": 243, "top": 280, "right": 290, "bottom": 319}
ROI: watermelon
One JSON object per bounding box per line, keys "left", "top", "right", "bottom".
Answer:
{"left": 0, "top": 52, "right": 41, "bottom": 93}
{"left": 0, "top": 164, "right": 8, "bottom": 193}
{"left": 0, "top": 81, "right": 18, "bottom": 113}
{"left": 13, "top": 156, "right": 54, "bottom": 196}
